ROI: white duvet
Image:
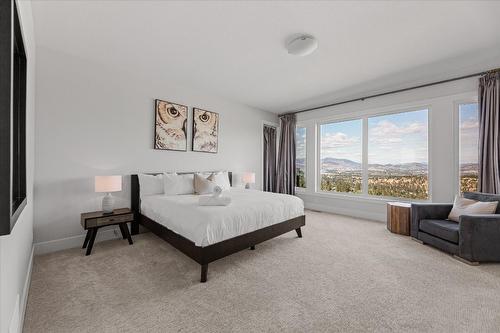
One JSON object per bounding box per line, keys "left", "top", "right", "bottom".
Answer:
{"left": 140, "top": 188, "right": 304, "bottom": 247}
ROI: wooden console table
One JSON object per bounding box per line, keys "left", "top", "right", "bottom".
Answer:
{"left": 387, "top": 202, "right": 411, "bottom": 236}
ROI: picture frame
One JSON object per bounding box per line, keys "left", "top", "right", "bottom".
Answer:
{"left": 154, "top": 99, "right": 188, "bottom": 151}
{"left": 192, "top": 108, "right": 219, "bottom": 153}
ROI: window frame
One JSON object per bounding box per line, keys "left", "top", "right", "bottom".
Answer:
{"left": 314, "top": 105, "right": 432, "bottom": 202}
{"left": 454, "top": 99, "right": 479, "bottom": 195}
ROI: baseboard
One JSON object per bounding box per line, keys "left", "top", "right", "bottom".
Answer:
{"left": 34, "top": 226, "right": 122, "bottom": 255}
{"left": 10, "top": 246, "right": 34, "bottom": 333}
{"left": 305, "top": 202, "right": 386, "bottom": 222}
{"left": 19, "top": 246, "right": 34, "bottom": 333}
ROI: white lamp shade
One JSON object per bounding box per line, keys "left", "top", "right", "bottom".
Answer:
{"left": 242, "top": 172, "right": 256, "bottom": 184}
{"left": 95, "top": 175, "right": 122, "bottom": 193}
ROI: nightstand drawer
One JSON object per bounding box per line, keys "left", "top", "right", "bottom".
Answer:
{"left": 96, "top": 213, "right": 133, "bottom": 226}
{"left": 85, "top": 213, "right": 133, "bottom": 228}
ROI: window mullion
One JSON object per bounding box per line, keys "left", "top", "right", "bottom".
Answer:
{"left": 362, "top": 117, "right": 368, "bottom": 195}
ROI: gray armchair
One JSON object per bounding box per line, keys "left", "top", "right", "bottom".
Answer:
{"left": 411, "top": 192, "right": 500, "bottom": 264}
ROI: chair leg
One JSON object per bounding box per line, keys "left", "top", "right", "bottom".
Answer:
{"left": 411, "top": 237, "right": 424, "bottom": 244}
{"left": 453, "top": 255, "right": 479, "bottom": 266}
{"left": 200, "top": 264, "right": 208, "bottom": 283}
{"left": 295, "top": 227, "right": 302, "bottom": 238}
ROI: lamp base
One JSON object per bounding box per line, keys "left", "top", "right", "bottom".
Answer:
{"left": 102, "top": 193, "right": 114, "bottom": 214}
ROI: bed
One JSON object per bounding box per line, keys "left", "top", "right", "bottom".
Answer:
{"left": 130, "top": 172, "right": 305, "bottom": 282}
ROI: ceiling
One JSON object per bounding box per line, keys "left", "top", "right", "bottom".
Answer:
{"left": 32, "top": 1, "right": 500, "bottom": 113}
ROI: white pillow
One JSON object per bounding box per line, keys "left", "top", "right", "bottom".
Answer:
{"left": 448, "top": 195, "right": 498, "bottom": 222}
{"left": 209, "top": 171, "right": 231, "bottom": 191}
{"left": 138, "top": 174, "right": 164, "bottom": 197}
{"left": 176, "top": 173, "right": 195, "bottom": 195}
{"left": 163, "top": 173, "right": 195, "bottom": 195}
{"left": 163, "top": 172, "right": 179, "bottom": 195}
{"left": 194, "top": 173, "right": 216, "bottom": 195}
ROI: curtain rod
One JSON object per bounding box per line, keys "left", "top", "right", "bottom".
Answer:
{"left": 281, "top": 68, "right": 500, "bottom": 116}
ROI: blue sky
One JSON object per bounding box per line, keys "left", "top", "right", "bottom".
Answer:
{"left": 298, "top": 105, "right": 479, "bottom": 166}
{"left": 317, "top": 109, "right": 429, "bottom": 165}
{"left": 296, "top": 127, "right": 306, "bottom": 159}
{"left": 368, "top": 109, "right": 428, "bottom": 164}
{"left": 459, "top": 103, "right": 479, "bottom": 164}
{"left": 320, "top": 119, "right": 362, "bottom": 162}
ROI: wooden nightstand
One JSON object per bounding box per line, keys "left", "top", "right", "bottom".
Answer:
{"left": 81, "top": 208, "right": 134, "bottom": 255}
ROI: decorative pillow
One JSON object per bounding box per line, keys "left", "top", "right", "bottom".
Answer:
{"left": 194, "top": 173, "right": 217, "bottom": 195}
{"left": 163, "top": 172, "right": 179, "bottom": 195}
{"left": 208, "top": 171, "right": 231, "bottom": 191}
{"left": 138, "top": 174, "right": 164, "bottom": 197}
{"left": 448, "top": 195, "right": 499, "bottom": 222}
{"left": 176, "top": 173, "right": 195, "bottom": 195}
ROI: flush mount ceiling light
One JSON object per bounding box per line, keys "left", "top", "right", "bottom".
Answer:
{"left": 286, "top": 34, "right": 318, "bottom": 56}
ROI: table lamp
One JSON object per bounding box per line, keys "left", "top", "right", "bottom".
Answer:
{"left": 242, "top": 172, "right": 255, "bottom": 189}
{"left": 95, "top": 175, "right": 122, "bottom": 214}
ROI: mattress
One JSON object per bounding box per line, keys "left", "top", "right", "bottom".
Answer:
{"left": 140, "top": 188, "right": 304, "bottom": 247}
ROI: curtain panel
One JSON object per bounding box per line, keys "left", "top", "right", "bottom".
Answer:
{"left": 276, "top": 114, "right": 296, "bottom": 195}
{"left": 263, "top": 125, "right": 277, "bottom": 192}
{"left": 478, "top": 71, "right": 500, "bottom": 193}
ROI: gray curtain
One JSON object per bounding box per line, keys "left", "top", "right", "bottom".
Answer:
{"left": 263, "top": 125, "right": 277, "bottom": 192}
{"left": 276, "top": 114, "right": 296, "bottom": 195}
{"left": 478, "top": 71, "right": 500, "bottom": 193}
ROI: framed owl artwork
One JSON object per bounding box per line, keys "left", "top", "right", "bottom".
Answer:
{"left": 154, "top": 99, "right": 188, "bottom": 151}
{"left": 192, "top": 108, "right": 219, "bottom": 153}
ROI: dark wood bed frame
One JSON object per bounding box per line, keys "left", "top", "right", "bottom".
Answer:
{"left": 130, "top": 172, "right": 305, "bottom": 282}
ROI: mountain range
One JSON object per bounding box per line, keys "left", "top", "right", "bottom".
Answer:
{"left": 296, "top": 158, "right": 478, "bottom": 175}
{"left": 297, "top": 157, "right": 427, "bottom": 173}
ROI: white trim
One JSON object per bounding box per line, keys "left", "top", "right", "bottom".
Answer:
{"left": 34, "top": 227, "right": 122, "bottom": 255}
{"left": 15, "top": 246, "right": 33, "bottom": 333}
{"left": 362, "top": 118, "right": 368, "bottom": 195}
{"left": 304, "top": 202, "right": 386, "bottom": 222}
{"left": 303, "top": 190, "right": 430, "bottom": 204}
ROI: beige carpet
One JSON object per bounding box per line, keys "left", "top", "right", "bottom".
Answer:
{"left": 24, "top": 211, "right": 500, "bottom": 332}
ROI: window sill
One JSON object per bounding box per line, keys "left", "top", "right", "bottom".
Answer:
{"left": 296, "top": 190, "right": 431, "bottom": 204}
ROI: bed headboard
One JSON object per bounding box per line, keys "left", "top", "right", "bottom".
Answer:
{"left": 130, "top": 171, "right": 233, "bottom": 215}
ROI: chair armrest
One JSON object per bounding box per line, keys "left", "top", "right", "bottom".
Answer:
{"left": 411, "top": 203, "right": 453, "bottom": 238}
{"left": 459, "top": 214, "right": 500, "bottom": 262}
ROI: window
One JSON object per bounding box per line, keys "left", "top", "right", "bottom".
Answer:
{"left": 296, "top": 127, "right": 306, "bottom": 188}
{"left": 12, "top": 2, "right": 27, "bottom": 216}
{"left": 316, "top": 109, "right": 429, "bottom": 199}
{"left": 320, "top": 119, "right": 362, "bottom": 193}
{"left": 368, "top": 109, "right": 429, "bottom": 199}
{"left": 458, "top": 103, "right": 479, "bottom": 193}
{"left": 0, "top": 1, "right": 27, "bottom": 235}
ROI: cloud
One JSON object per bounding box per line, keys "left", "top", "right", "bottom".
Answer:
{"left": 321, "top": 132, "right": 360, "bottom": 149}
{"left": 369, "top": 120, "right": 426, "bottom": 145}
{"left": 461, "top": 120, "right": 479, "bottom": 130}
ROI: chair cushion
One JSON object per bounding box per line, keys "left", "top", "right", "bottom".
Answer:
{"left": 419, "top": 219, "right": 459, "bottom": 244}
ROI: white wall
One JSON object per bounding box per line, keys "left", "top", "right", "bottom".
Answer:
{"left": 296, "top": 78, "right": 477, "bottom": 221}
{"left": 33, "top": 45, "right": 277, "bottom": 253}
{"left": 0, "top": 1, "right": 36, "bottom": 332}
